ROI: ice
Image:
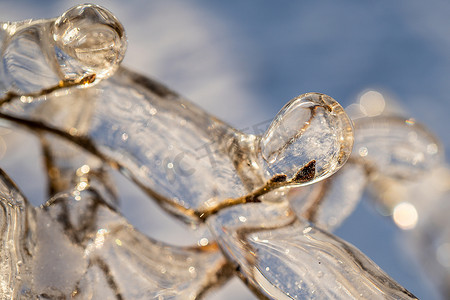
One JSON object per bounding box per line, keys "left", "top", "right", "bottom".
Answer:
{"left": 0, "top": 4, "right": 429, "bottom": 299}
{"left": 289, "top": 160, "right": 367, "bottom": 231}
{"left": 0, "top": 131, "right": 230, "bottom": 299}
{"left": 0, "top": 70, "right": 358, "bottom": 224}
{"left": 207, "top": 201, "right": 417, "bottom": 299}
{"left": 0, "top": 4, "right": 126, "bottom": 97}
{"left": 0, "top": 170, "right": 34, "bottom": 299}
{"left": 259, "top": 92, "right": 354, "bottom": 185}
{"left": 52, "top": 4, "right": 127, "bottom": 81}
{"left": 353, "top": 115, "right": 443, "bottom": 180}
{"left": 288, "top": 113, "right": 444, "bottom": 231}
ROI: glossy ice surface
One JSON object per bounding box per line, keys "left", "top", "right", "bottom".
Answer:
{"left": 259, "top": 93, "right": 353, "bottom": 185}
{"left": 0, "top": 4, "right": 126, "bottom": 96}
{"left": 207, "top": 201, "right": 416, "bottom": 299}
{"left": 0, "top": 3, "right": 443, "bottom": 299}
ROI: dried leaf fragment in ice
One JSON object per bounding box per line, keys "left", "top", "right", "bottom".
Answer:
{"left": 259, "top": 92, "right": 354, "bottom": 185}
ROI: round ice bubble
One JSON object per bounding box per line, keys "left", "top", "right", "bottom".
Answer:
{"left": 52, "top": 4, "right": 127, "bottom": 81}
{"left": 259, "top": 92, "right": 354, "bottom": 186}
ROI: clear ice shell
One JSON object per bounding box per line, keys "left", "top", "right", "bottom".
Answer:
{"left": 52, "top": 4, "right": 127, "bottom": 81}
{"left": 207, "top": 202, "right": 417, "bottom": 299}
{"left": 0, "top": 4, "right": 126, "bottom": 96}
{"left": 259, "top": 92, "right": 354, "bottom": 185}
{"left": 353, "top": 116, "right": 443, "bottom": 180}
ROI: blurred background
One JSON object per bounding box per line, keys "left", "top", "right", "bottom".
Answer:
{"left": 1, "top": 1, "right": 449, "bottom": 299}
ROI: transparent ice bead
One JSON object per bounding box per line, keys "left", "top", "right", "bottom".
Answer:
{"left": 1, "top": 4, "right": 127, "bottom": 95}
{"left": 52, "top": 4, "right": 127, "bottom": 81}
{"left": 259, "top": 92, "right": 354, "bottom": 185}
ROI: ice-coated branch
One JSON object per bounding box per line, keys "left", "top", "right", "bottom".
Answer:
{"left": 0, "top": 4, "right": 126, "bottom": 98}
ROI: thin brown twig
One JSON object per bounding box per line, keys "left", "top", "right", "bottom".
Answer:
{"left": 0, "top": 74, "right": 96, "bottom": 106}
{"left": 197, "top": 160, "right": 316, "bottom": 220}
{"left": 0, "top": 76, "right": 318, "bottom": 223}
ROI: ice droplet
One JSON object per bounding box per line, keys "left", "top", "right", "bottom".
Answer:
{"left": 259, "top": 92, "right": 353, "bottom": 185}
{"left": 52, "top": 4, "right": 127, "bottom": 80}
{"left": 1, "top": 4, "right": 126, "bottom": 95}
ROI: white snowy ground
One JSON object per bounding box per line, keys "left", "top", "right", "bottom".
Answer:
{"left": 1, "top": 1, "right": 449, "bottom": 299}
